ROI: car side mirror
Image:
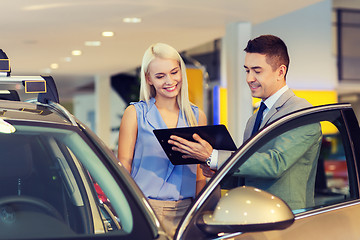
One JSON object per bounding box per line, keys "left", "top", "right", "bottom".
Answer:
{"left": 197, "top": 186, "right": 294, "bottom": 235}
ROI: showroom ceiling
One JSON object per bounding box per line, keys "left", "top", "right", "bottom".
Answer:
{"left": 0, "top": 0, "right": 325, "bottom": 99}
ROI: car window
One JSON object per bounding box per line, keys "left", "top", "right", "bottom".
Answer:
{"left": 312, "top": 123, "right": 351, "bottom": 211}
{"left": 221, "top": 117, "right": 355, "bottom": 213}
{"left": 176, "top": 105, "right": 360, "bottom": 239}
{"left": 0, "top": 123, "right": 135, "bottom": 239}
{"left": 222, "top": 122, "right": 323, "bottom": 210}
{"left": 221, "top": 120, "right": 354, "bottom": 213}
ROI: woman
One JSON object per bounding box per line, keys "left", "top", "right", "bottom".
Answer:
{"left": 117, "top": 43, "right": 207, "bottom": 237}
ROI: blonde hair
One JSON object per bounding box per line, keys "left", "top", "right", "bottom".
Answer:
{"left": 140, "top": 43, "right": 197, "bottom": 126}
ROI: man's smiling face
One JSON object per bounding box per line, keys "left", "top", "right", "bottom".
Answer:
{"left": 244, "top": 52, "right": 286, "bottom": 100}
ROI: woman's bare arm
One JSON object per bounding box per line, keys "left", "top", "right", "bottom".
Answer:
{"left": 118, "top": 105, "right": 138, "bottom": 173}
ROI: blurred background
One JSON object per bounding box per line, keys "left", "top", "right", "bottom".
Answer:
{"left": 1, "top": 0, "right": 359, "bottom": 151}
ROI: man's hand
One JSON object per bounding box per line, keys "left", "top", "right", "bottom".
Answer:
{"left": 168, "top": 133, "right": 213, "bottom": 162}
{"left": 200, "top": 164, "right": 216, "bottom": 178}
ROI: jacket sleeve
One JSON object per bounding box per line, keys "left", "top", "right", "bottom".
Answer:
{"left": 238, "top": 123, "right": 322, "bottom": 179}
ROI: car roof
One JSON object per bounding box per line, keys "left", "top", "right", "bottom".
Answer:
{"left": 0, "top": 99, "right": 73, "bottom": 125}
{"left": 0, "top": 52, "right": 75, "bottom": 126}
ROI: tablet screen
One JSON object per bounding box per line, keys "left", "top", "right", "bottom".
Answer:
{"left": 153, "top": 125, "right": 236, "bottom": 165}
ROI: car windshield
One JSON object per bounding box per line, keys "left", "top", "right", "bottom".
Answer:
{"left": 0, "top": 120, "right": 133, "bottom": 239}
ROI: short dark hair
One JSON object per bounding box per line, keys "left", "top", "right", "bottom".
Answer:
{"left": 244, "top": 35, "right": 290, "bottom": 77}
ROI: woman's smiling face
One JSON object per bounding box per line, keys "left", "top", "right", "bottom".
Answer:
{"left": 146, "top": 57, "right": 182, "bottom": 100}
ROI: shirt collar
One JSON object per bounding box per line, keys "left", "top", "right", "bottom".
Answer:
{"left": 263, "top": 85, "right": 289, "bottom": 110}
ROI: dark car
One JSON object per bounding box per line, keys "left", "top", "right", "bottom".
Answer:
{"left": 1, "top": 73, "right": 360, "bottom": 239}
{"left": 0, "top": 75, "right": 168, "bottom": 239}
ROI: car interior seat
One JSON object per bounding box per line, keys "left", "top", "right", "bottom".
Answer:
{"left": 0, "top": 135, "right": 76, "bottom": 238}
{"left": 0, "top": 136, "right": 33, "bottom": 196}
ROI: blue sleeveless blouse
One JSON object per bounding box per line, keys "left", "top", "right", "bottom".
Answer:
{"left": 130, "top": 98, "right": 199, "bottom": 200}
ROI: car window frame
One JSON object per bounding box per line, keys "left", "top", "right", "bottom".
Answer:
{"left": 4, "top": 119, "right": 166, "bottom": 240}
{"left": 175, "top": 103, "right": 360, "bottom": 240}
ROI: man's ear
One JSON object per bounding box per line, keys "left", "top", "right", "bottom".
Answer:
{"left": 278, "top": 65, "right": 287, "bottom": 80}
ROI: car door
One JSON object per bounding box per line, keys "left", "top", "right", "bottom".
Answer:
{"left": 175, "top": 103, "right": 360, "bottom": 240}
{"left": 0, "top": 121, "right": 168, "bottom": 240}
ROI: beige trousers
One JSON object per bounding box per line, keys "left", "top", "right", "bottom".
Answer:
{"left": 148, "top": 198, "right": 192, "bottom": 237}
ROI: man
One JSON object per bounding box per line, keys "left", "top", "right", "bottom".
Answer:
{"left": 168, "top": 35, "right": 322, "bottom": 209}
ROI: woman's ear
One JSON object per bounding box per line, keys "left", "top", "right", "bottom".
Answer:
{"left": 145, "top": 74, "right": 153, "bottom": 85}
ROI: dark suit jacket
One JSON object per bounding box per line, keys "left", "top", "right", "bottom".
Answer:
{"left": 239, "top": 89, "right": 322, "bottom": 210}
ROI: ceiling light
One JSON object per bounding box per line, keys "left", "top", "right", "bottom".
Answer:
{"left": 85, "top": 41, "right": 101, "bottom": 46}
{"left": 72, "top": 50, "right": 82, "bottom": 56}
{"left": 102, "top": 31, "right": 114, "bottom": 37}
{"left": 63, "top": 57, "right": 72, "bottom": 62}
{"left": 123, "top": 17, "right": 142, "bottom": 23}
{"left": 50, "top": 63, "right": 59, "bottom": 69}
{"left": 23, "top": 3, "right": 71, "bottom": 11}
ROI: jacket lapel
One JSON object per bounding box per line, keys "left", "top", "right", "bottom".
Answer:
{"left": 261, "top": 89, "right": 295, "bottom": 128}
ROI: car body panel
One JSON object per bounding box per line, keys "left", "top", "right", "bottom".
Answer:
{"left": 237, "top": 201, "right": 360, "bottom": 240}
{"left": 0, "top": 100, "right": 72, "bottom": 124}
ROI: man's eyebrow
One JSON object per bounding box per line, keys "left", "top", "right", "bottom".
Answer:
{"left": 243, "top": 65, "right": 262, "bottom": 70}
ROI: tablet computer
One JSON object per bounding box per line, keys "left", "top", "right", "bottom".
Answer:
{"left": 153, "top": 124, "right": 237, "bottom": 165}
